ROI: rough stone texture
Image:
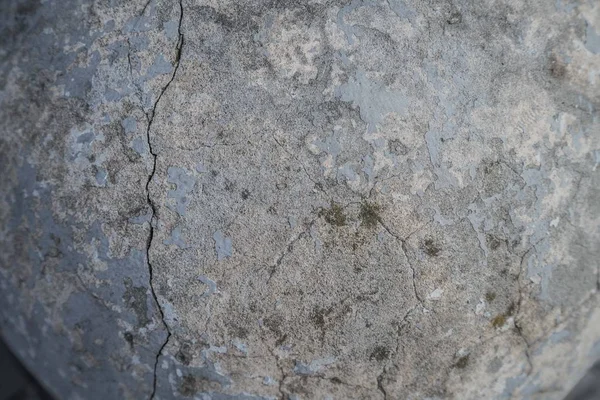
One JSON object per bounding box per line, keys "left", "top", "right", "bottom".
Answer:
{"left": 1, "top": 0, "right": 599, "bottom": 399}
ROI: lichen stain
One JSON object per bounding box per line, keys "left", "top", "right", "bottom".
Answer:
{"left": 370, "top": 346, "right": 390, "bottom": 362}
{"left": 123, "top": 277, "right": 150, "bottom": 327}
{"left": 492, "top": 302, "right": 516, "bottom": 328}
{"left": 178, "top": 374, "right": 222, "bottom": 396}
{"left": 319, "top": 201, "right": 347, "bottom": 227}
{"left": 548, "top": 54, "right": 567, "bottom": 79}
{"left": 486, "top": 234, "right": 503, "bottom": 251}
{"left": 454, "top": 355, "right": 469, "bottom": 369}
{"left": 310, "top": 306, "right": 330, "bottom": 329}
{"left": 422, "top": 237, "right": 441, "bottom": 256}
{"left": 492, "top": 314, "right": 506, "bottom": 328}
{"left": 359, "top": 201, "right": 381, "bottom": 229}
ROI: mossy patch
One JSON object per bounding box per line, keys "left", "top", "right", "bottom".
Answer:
{"left": 226, "top": 324, "right": 248, "bottom": 339}
{"left": 370, "top": 346, "right": 390, "bottom": 362}
{"left": 454, "top": 355, "right": 469, "bottom": 369}
{"left": 485, "top": 291, "right": 496, "bottom": 302}
{"left": 178, "top": 374, "right": 220, "bottom": 396}
{"left": 123, "top": 278, "right": 150, "bottom": 327}
{"left": 491, "top": 303, "right": 515, "bottom": 328}
{"left": 175, "top": 342, "right": 193, "bottom": 365}
{"left": 123, "top": 332, "right": 134, "bottom": 349}
{"left": 359, "top": 201, "right": 381, "bottom": 228}
{"left": 263, "top": 315, "right": 284, "bottom": 336}
{"left": 486, "top": 234, "right": 503, "bottom": 250}
{"left": 275, "top": 333, "right": 288, "bottom": 347}
{"left": 310, "top": 306, "right": 329, "bottom": 328}
{"left": 352, "top": 230, "right": 369, "bottom": 252}
{"left": 491, "top": 314, "right": 506, "bottom": 328}
{"left": 179, "top": 375, "right": 199, "bottom": 396}
{"left": 422, "top": 237, "right": 441, "bottom": 256}
{"left": 319, "top": 202, "right": 346, "bottom": 226}
{"left": 506, "top": 302, "right": 516, "bottom": 315}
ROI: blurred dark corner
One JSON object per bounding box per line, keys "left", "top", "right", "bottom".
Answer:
{"left": 0, "top": 335, "right": 598, "bottom": 399}
{"left": 0, "top": 339, "right": 53, "bottom": 400}
{"left": 564, "top": 360, "right": 600, "bottom": 400}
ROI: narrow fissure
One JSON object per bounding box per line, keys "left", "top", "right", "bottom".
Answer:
{"left": 377, "top": 217, "right": 425, "bottom": 307}
{"left": 143, "top": 1, "right": 185, "bottom": 399}
{"left": 514, "top": 244, "right": 538, "bottom": 378}
{"left": 376, "top": 370, "right": 388, "bottom": 400}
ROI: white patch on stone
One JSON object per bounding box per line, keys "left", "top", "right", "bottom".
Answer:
{"left": 232, "top": 338, "right": 248, "bottom": 354}
{"left": 476, "top": 299, "right": 486, "bottom": 315}
{"left": 263, "top": 376, "right": 277, "bottom": 386}
{"left": 197, "top": 275, "right": 219, "bottom": 297}
{"left": 427, "top": 288, "right": 444, "bottom": 300}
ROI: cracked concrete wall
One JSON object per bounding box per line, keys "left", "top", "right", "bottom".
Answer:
{"left": 0, "top": 0, "right": 599, "bottom": 399}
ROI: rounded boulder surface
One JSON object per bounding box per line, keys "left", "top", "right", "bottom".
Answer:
{"left": 1, "top": 0, "right": 599, "bottom": 399}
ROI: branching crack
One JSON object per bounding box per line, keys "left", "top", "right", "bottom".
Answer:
{"left": 370, "top": 220, "right": 431, "bottom": 400}
{"left": 377, "top": 218, "right": 430, "bottom": 306}
{"left": 126, "top": 38, "right": 133, "bottom": 76}
{"left": 266, "top": 218, "right": 317, "bottom": 284}
{"left": 498, "top": 160, "right": 526, "bottom": 184}
{"left": 267, "top": 233, "right": 305, "bottom": 284}
{"left": 271, "top": 133, "right": 328, "bottom": 195}
{"left": 395, "top": 305, "right": 416, "bottom": 348}
{"left": 277, "top": 366, "right": 287, "bottom": 400}
{"left": 125, "top": 38, "right": 146, "bottom": 106}
{"left": 140, "top": 0, "right": 152, "bottom": 17}
{"left": 514, "top": 319, "right": 534, "bottom": 375}
{"left": 160, "top": 140, "right": 245, "bottom": 152}
{"left": 266, "top": 347, "right": 287, "bottom": 400}
{"left": 514, "top": 240, "right": 543, "bottom": 323}
{"left": 401, "top": 240, "right": 424, "bottom": 305}
{"left": 513, "top": 241, "right": 542, "bottom": 378}
{"left": 376, "top": 370, "right": 388, "bottom": 400}
{"left": 515, "top": 246, "right": 532, "bottom": 316}
{"left": 144, "top": 1, "right": 185, "bottom": 399}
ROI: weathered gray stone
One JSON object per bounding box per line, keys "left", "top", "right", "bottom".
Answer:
{"left": 1, "top": 0, "right": 599, "bottom": 399}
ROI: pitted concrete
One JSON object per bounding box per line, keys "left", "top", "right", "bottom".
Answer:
{"left": 1, "top": 0, "right": 599, "bottom": 399}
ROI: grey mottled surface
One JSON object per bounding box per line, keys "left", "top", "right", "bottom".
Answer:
{"left": 1, "top": 0, "right": 599, "bottom": 399}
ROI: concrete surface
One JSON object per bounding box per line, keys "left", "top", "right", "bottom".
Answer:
{"left": 1, "top": 0, "right": 599, "bottom": 399}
